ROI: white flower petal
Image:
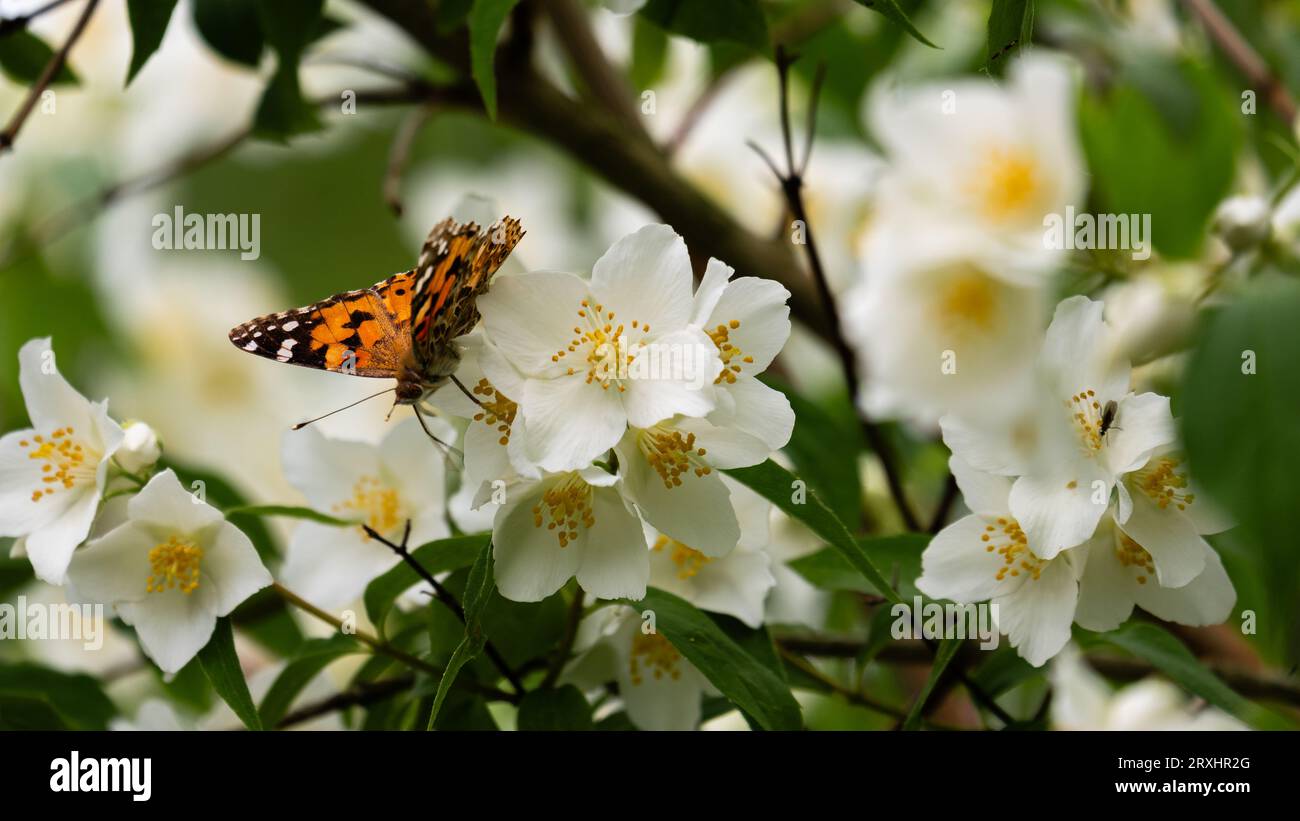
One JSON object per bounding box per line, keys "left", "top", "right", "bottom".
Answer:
{"left": 1040, "top": 296, "right": 1129, "bottom": 400}
{"left": 478, "top": 271, "right": 595, "bottom": 375}
{"left": 281, "top": 427, "right": 381, "bottom": 511}
{"left": 621, "top": 328, "right": 721, "bottom": 427}
{"left": 0, "top": 428, "right": 66, "bottom": 536}
{"left": 380, "top": 417, "right": 450, "bottom": 516}
{"left": 574, "top": 488, "right": 649, "bottom": 600}
{"left": 652, "top": 542, "right": 774, "bottom": 628}
{"left": 948, "top": 455, "right": 1013, "bottom": 515}
{"left": 492, "top": 482, "right": 583, "bottom": 602}
{"left": 26, "top": 487, "right": 100, "bottom": 585}
{"left": 18, "top": 338, "right": 96, "bottom": 432}
{"left": 675, "top": 416, "right": 770, "bottom": 470}
{"left": 1105, "top": 392, "right": 1175, "bottom": 475}
{"left": 993, "top": 556, "right": 1078, "bottom": 667}
{"left": 126, "top": 469, "right": 223, "bottom": 535}
{"left": 1073, "top": 534, "right": 1138, "bottom": 632}
{"left": 916, "top": 514, "right": 1023, "bottom": 603}
{"left": 117, "top": 583, "right": 221, "bottom": 674}
{"left": 590, "top": 224, "right": 694, "bottom": 332}
{"left": 713, "top": 377, "right": 793, "bottom": 453}
{"left": 520, "top": 374, "right": 627, "bottom": 471}
{"left": 203, "top": 521, "right": 272, "bottom": 615}
{"left": 68, "top": 521, "right": 157, "bottom": 604}
{"left": 620, "top": 447, "right": 739, "bottom": 557}
{"left": 1134, "top": 540, "right": 1235, "bottom": 626}
{"left": 1116, "top": 489, "right": 1205, "bottom": 588}
{"left": 1008, "top": 465, "right": 1110, "bottom": 558}
{"left": 690, "top": 257, "right": 735, "bottom": 326}
{"left": 705, "top": 276, "right": 791, "bottom": 374}
{"left": 280, "top": 521, "right": 399, "bottom": 609}
{"left": 940, "top": 411, "right": 1034, "bottom": 477}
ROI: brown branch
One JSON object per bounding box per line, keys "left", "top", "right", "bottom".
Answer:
{"left": 276, "top": 676, "right": 413, "bottom": 729}
{"left": 382, "top": 104, "right": 435, "bottom": 216}
{"left": 0, "top": 0, "right": 99, "bottom": 154}
{"left": 542, "top": 0, "right": 648, "bottom": 141}
{"left": 777, "top": 635, "right": 1300, "bottom": 709}
{"left": 0, "top": 0, "right": 77, "bottom": 39}
{"left": 1181, "top": 0, "right": 1297, "bottom": 122}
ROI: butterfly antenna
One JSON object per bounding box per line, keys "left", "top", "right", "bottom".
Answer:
{"left": 450, "top": 374, "right": 485, "bottom": 408}
{"left": 291, "top": 388, "right": 396, "bottom": 430}
{"left": 413, "top": 404, "right": 465, "bottom": 468}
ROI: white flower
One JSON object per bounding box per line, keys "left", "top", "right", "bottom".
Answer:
{"left": 116, "top": 421, "right": 162, "bottom": 475}
{"left": 279, "top": 418, "right": 452, "bottom": 609}
{"left": 645, "top": 478, "right": 776, "bottom": 628}
{"left": 689, "top": 258, "right": 795, "bottom": 454}
{"left": 1002, "top": 296, "right": 1176, "bottom": 558}
{"left": 864, "top": 52, "right": 1085, "bottom": 276}
{"left": 66, "top": 470, "right": 272, "bottom": 674}
{"left": 1050, "top": 644, "right": 1245, "bottom": 730}
{"left": 490, "top": 466, "right": 647, "bottom": 602}
{"left": 0, "top": 338, "right": 125, "bottom": 584}
{"left": 1073, "top": 449, "right": 1236, "bottom": 631}
{"left": 1212, "top": 194, "right": 1272, "bottom": 253}
{"left": 478, "top": 224, "right": 722, "bottom": 472}
{"left": 111, "top": 699, "right": 190, "bottom": 732}
{"left": 844, "top": 227, "right": 1047, "bottom": 422}
{"left": 562, "top": 604, "right": 716, "bottom": 731}
{"left": 917, "top": 456, "right": 1084, "bottom": 667}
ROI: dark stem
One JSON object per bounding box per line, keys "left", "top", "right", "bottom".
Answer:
{"left": 0, "top": 0, "right": 100, "bottom": 153}
{"left": 362, "top": 523, "right": 525, "bottom": 695}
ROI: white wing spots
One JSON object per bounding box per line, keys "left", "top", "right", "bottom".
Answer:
{"left": 281, "top": 320, "right": 300, "bottom": 332}
{"left": 243, "top": 341, "right": 259, "bottom": 351}
{"left": 275, "top": 338, "right": 299, "bottom": 362}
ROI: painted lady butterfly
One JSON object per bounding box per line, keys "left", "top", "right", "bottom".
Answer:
{"left": 229, "top": 215, "right": 524, "bottom": 425}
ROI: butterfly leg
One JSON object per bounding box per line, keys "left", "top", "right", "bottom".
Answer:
{"left": 449, "top": 374, "right": 485, "bottom": 409}
{"left": 413, "top": 404, "right": 465, "bottom": 468}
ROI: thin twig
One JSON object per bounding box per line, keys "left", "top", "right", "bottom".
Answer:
{"left": 0, "top": 0, "right": 77, "bottom": 39}
{"left": 361, "top": 524, "right": 525, "bottom": 695}
{"left": 542, "top": 0, "right": 647, "bottom": 141}
{"left": 929, "top": 473, "right": 960, "bottom": 534}
{"left": 752, "top": 46, "right": 922, "bottom": 531}
{"left": 0, "top": 0, "right": 99, "bottom": 153}
{"left": 779, "top": 646, "right": 963, "bottom": 729}
{"left": 540, "top": 586, "right": 585, "bottom": 689}
{"left": 277, "top": 676, "right": 413, "bottom": 729}
{"left": 382, "top": 104, "right": 435, "bottom": 216}
{"left": 272, "top": 582, "right": 519, "bottom": 703}
{"left": 1181, "top": 0, "right": 1297, "bottom": 121}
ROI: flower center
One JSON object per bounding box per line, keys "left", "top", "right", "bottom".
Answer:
{"left": 652, "top": 534, "right": 712, "bottom": 580}
{"left": 1065, "top": 389, "right": 1107, "bottom": 453}
{"left": 935, "top": 266, "right": 999, "bottom": 330}
{"left": 555, "top": 299, "right": 649, "bottom": 392}
{"left": 971, "top": 145, "right": 1040, "bottom": 221}
{"left": 470, "top": 378, "right": 517, "bottom": 447}
{"left": 1132, "top": 456, "right": 1194, "bottom": 512}
{"left": 1114, "top": 532, "right": 1155, "bottom": 585}
{"left": 636, "top": 425, "right": 710, "bottom": 489}
{"left": 333, "top": 475, "right": 402, "bottom": 535}
{"left": 21, "top": 427, "right": 100, "bottom": 503}
{"left": 705, "top": 319, "right": 753, "bottom": 384}
{"left": 981, "top": 516, "right": 1045, "bottom": 582}
{"left": 629, "top": 631, "right": 683, "bottom": 685}
{"left": 531, "top": 472, "right": 595, "bottom": 548}
{"left": 147, "top": 535, "right": 203, "bottom": 594}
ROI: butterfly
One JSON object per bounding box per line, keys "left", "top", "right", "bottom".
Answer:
{"left": 229, "top": 215, "right": 524, "bottom": 438}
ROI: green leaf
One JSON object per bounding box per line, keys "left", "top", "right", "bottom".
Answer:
{"left": 259, "top": 635, "right": 363, "bottom": 728}
{"left": 641, "top": 0, "right": 769, "bottom": 53}
{"left": 771, "top": 381, "right": 864, "bottom": 526}
{"left": 0, "top": 663, "right": 116, "bottom": 729}
{"left": 1182, "top": 277, "right": 1300, "bottom": 659}
{"left": 427, "top": 539, "right": 495, "bottom": 728}
{"left": 252, "top": 0, "right": 324, "bottom": 140}
{"left": 469, "top": 0, "right": 522, "bottom": 120}
{"left": 363, "top": 534, "right": 487, "bottom": 632}
{"left": 985, "top": 0, "right": 1033, "bottom": 71}
{"left": 516, "top": 685, "right": 594, "bottom": 730}
{"left": 1076, "top": 623, "right": 1285, "bottom": 729}
{"left": 0, "top": 30, "right": 78, "bottom": 85}
{"left": 902, "top": 637, "right": 959, "bottom": 730}
{"left": 726, "top": 460, "right": 902, "bottom": 604}
{"left": 849, "top": 0, "right": 937, "bottom": 49}
{"left": 126, "top": 0, "right": 180, "bottom": 84}
{"left": 631, "top": 588, "right": 802, "bottom": 730}
{"left": 197, "top": 617, "right": 263, "bottom": 730}
{"left": 223, "top": 504, "right": 351, "bottom": 526}
{"left": 970, "top": 644, "right": 1041, "bottom": 698}
{"left": 191, "top": 0, "right": 264, "bottom": 67}
{"left": 789, "top": 533, "right": 928, "bottom": 598}
{"left": 629, "top": 14, "right": 669, "bottom": 91}
{"left": 1080, "top": 57, "right": 1241, "bottom": 259}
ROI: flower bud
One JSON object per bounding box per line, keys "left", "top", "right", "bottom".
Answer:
{"left": 1212, "top": 195, "right": 1271, "bottom": 252}
{"left": 117, "top": 421, "right": 162, "bottom": 474}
